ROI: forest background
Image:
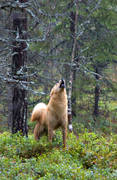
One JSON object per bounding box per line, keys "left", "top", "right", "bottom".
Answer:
{"left": 0, "top": 0, "right": 117, "bottom": 179}
{"left": 0, "top": 0, "right": 117, "bottom": 134}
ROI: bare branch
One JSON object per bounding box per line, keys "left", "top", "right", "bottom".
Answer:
{"left": 0, "top": 1, "right": 31, "bottom": 9}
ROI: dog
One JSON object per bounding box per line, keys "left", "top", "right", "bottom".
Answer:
{"left": 31, "top": 79, "right": 68, "bottom": 148}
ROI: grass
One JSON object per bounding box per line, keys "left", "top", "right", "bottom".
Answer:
{"left": 0, "top": 124, "right": 117, "bottom": 180}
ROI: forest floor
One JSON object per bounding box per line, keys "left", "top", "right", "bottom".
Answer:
{"left": 0, "top": 123, "right": 117, "bottom": 180}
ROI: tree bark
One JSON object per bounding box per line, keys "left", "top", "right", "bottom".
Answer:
{"left": 68, "top": 1, "right": 78, "bottom": 132}
{"left": 93, "top": 67, "right": 100, "bottom": 118}
{"left": 11, "top": 0, "right": 28, "bottom": 136}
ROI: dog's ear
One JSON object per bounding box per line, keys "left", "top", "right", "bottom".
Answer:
{"left": 50, "top": 83, "right": 58, "bottom": 96}
{"left": 50, "top": 88, "right": 54, "bottom": 97}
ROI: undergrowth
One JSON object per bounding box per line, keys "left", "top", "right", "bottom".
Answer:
{"left": 0, "top": 124, "right": 117, "bottom": 180}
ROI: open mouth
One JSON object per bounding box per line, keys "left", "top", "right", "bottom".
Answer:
{"left": 59, "top": 79, "right": 65, "bottom": 88}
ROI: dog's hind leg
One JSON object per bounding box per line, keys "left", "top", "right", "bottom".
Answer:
{"left": 34, "top": 122, "right": 40, "bottom": 140}
{"left": 34, "top": 122, "right": 44, "bottom": 140}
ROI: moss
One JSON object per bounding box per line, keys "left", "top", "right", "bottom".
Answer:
{"left": 0, "top": 129, "right": 117, "bottom": 179}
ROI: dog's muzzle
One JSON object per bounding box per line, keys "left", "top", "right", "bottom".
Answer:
{"left": 59, "top": 79, "right": 65, "bottom": 88}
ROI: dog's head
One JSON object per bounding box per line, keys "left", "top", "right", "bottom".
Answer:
{"left": 50, "top": 79, "right": 66, "bottom": 97}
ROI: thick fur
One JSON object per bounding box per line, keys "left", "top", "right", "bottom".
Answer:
{"left": 31, "top": 80, "right": 68, "bottom": 147}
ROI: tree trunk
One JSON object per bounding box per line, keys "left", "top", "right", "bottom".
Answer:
{"left": 8, "top": 87, "right": 12, "bottom": 129}
{"left": 11, "top": 0, "right": 28, "bottom": 136}
{"left": 68, "top": 1, "right": 78, "bottom": 132}
{"left": 93, "top": 67, "right": 100, "bottom": 118}
{"left": 72, "top": 68, "right": 77, "bottom": 117}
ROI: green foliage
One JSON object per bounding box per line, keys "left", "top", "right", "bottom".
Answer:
{"left": 0, "top": 129, "right": 117, "bottom": 179}
{"left": 0, "top": 0, "right": 117, "bottom": 178}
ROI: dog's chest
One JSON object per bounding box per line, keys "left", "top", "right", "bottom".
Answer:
{"left": 50, "top": 109, "right": 67, "bottom": 127}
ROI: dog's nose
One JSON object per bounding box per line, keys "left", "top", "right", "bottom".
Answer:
{"left": 60, "top": 79, "right": 65, "bottom": 88}
{"left": 61, "top": 79, "right": 65, "bottom": 84}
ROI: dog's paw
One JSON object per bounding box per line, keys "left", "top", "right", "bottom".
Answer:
{"left": 68, "top": 124, "right": 73, "bottom": 132}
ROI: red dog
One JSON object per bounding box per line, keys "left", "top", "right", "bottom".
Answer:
{"left": 31, "top": 80, "right": 68, "bottom": 147}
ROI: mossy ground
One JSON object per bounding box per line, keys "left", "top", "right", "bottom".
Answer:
{"left": 0, "top": 123, "right": 117, "bottom": 180}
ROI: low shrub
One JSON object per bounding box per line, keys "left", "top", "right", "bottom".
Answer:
{"left": 0, "top": 127, "right": 117, "bottom": 179}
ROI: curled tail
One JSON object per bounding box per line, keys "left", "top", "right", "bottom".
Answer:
{"left": 31, "top": 103, "right": 47, "bottom": 122}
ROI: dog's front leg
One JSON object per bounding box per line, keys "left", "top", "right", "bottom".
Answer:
{"left": 62, "top": 126, "right": 67, "bottom": 148}
{"left": 48, "top": 125, "right": 53, "bottom": 143}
